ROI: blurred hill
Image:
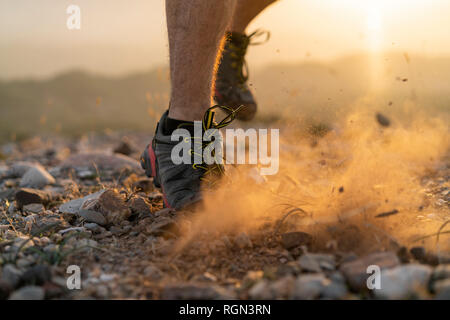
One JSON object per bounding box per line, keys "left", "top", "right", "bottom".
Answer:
{"left": 0, "top": 67, "right": 170, "bottom": 142}
{"left": 0, "top": 52, "right": 449, "bottom": 143}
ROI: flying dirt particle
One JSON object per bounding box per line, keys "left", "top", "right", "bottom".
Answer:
{"left": 375, "top": 209, "right": 399, "bottom": 218}
{"left": 339, "top": 186, "right": 344, "bottom": 193}
{"left": 403, "top": 52, "right": 411, "bottom": 64}
{"left": 388, "top": 101, "right": 393, "bottom": 106}
{"left": 114, "top": 139, "right": 134, "bottom": 156}
{"left": 395, "top": 77, "right": 408, "bottom": 82}
{"left": 308, "top": 123, "right": 332, "bottom": 138}
{"left": 376, "top": 113, "right": 391, "bottom": 127}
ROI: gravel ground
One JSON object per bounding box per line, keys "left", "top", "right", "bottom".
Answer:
{"left": 0, "top": 129, "right": 449, "bottom": 300}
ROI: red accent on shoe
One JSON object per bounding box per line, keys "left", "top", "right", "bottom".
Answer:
{"left": 147, "top": 144, "right": 157, "bottom": 178}
{"left": 147, "top": 144, "right": 172, "bottom": 208}
{"left": 162, "top": 191, "right": 172, "bottom": 208}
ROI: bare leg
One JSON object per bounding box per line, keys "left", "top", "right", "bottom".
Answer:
{"left": 230, "top": 0, "right": 278, "bottom": 33}
{"left": 166, "top": 0, "right": 237, "bottom": 121}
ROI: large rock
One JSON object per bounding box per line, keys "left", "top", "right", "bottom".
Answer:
{"left": 60, "top": 189, "right": 130, "bottom": 225}
{"left": 9, "top": 286, "right": 45, "bottom": 300}
{"left": 374, "top": 264, "right": 432, "bottom": 299}
{"left": 340, "top": 251, "right": 400, "bottom": 292}
{"left": 7, "top": 162, "right": 42, "bottom": 178}
{"left": 19, "top": 166, "right": 55, "bottom": 188}
{"left": 298, "top": 253, "right": 336, "bottom": 273}
{"left": 249, "top": 276, "right": 295, "bottom": 300}
{"left": 431, "top": 264, "right": 450, "bottom": 283}
{"left": 290, "top": 272, "right": 348, "bottom": 300}
{"left": 20, "top": 265, "right": 52, "bottom": 286}
{"left": 78, "top": 209, "right": 107, "bottom": 226}
{"left": 59, "top": 190, "right": 106, "bottom": 214}
{"left": 60, "top": 152, "right": 141, "bottom": 172}
{"left": 15, "top": 188, "right": 51, "bottom": 207}
{"left": 291, "top": 274, "right": 329, "bottom": 300}
{"left": 23, "top": 203, "right": 44, "bottom": 214}
{"left": 248, "top": 280, "right": 271, "bottom": 300}
{"left": 321, "top": 272, "right": 348, "bottom": 300}
{"left": 1, "top": 264, "right": 23, "bottom": 289}
{"left": 82, "top": 189, "right": 131, "bottom": 225}
{"left": 430, "top": 264, "right": 450, "bottom": 293}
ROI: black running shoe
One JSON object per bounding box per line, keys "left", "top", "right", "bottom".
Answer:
{"left": 140, "top": 105, "right": 241, "bottom": 210}
{"left": 215, "top": 30, "right": 270, "bottom": 121}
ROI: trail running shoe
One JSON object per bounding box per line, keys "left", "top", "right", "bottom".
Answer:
{"left": 215, "top": 30, "right": 270, "bottom": 121}
{"left": 140, "top": 105, "right": 240, "bottom": 210}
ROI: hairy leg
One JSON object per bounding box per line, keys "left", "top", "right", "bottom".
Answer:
{"left": 230, "top": 0, "right": 278, "bottom": 33}
{"left": 166, "top": 0, "right": 237, "bottom": 121}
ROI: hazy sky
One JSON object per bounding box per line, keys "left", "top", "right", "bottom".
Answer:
{"left": 2, "top": 0, "right": 450, "bottom": 79}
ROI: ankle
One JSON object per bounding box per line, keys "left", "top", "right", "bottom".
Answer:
{"left": 163, "top": 114, "right": 194, "bottom": 136}
{"left": 168, "top": 98, "right": 212, "bottom": 122}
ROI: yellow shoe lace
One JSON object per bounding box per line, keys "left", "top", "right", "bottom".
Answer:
{"left": 185, "top": 105, "right": 243, "bottom": 186}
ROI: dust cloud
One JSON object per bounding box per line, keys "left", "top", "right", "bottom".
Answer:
{"left": 176, "top": 98, "right": 449, "bottom": 256}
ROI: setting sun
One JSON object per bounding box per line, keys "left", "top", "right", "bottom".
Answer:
{"left": 366, "top": 6, "right": 382, "bottom": 32}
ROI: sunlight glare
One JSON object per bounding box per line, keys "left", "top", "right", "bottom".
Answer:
{"left": 366, "top": 7, "right": 382, "bottom": 33}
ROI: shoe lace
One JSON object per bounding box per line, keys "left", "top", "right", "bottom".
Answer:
{"left": 181, "top": 105, "right": 243, "bottom": 186}
{"left": 228, "top": 29, "right": 270, "bottom": 85}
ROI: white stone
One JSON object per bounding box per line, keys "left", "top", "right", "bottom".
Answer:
{"left": 20, "top": 166, "right": 55, "bottom": 188}
{"left": 374, "top": 264, "right": 432, "bottom": 300}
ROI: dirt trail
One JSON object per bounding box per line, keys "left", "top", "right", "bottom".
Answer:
{"left": 0, "top": 121, "right": 449, "bottom": 299}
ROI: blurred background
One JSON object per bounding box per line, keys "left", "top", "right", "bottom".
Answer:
{"left": 0, "top": 0, "right": 449, "bottom": 142}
